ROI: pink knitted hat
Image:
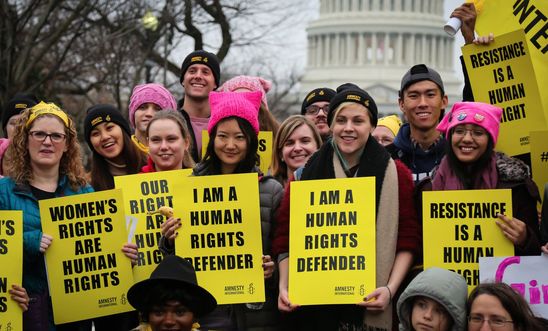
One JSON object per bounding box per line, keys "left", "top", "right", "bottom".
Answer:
{"left": 208, "top": 91, "right": 261, "bottom": 135}
{"left": 128, "top": 83, "right": 177, "bottom": 128}
{"left": 437, "top": 101, "right": 503, "bottom": 145}
{"left": 218, "top": 76, "right": 271, "bottom": 111}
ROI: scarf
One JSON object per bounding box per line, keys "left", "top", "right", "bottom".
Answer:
{"left": 432, "top": 153, "right": 498, "bottom": 191}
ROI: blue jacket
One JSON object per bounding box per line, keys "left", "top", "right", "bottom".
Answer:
{"left": 387, "top": 123, "right": 446, "bottom": 183}
{"left": 0, "top": 176, "right": 93, "bottom": 294}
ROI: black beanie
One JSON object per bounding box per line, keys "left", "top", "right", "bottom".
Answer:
{"left": 2, "top": 93, "right": 39, "bottom": 133}
{"left": 84, "top": 104, "right": 131, "bottom": 150}
{"left": 180, "top": 50, "right": 221, "bottom": 88}
{"left": 328, "top": 83, "right": 378, "bottom": 127}
{"left": 300, "top": 87, "right": 336, "bottom": 115}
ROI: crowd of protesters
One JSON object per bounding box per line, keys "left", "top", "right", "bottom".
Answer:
{"left": 1, "top": 2, "right": 548, "bottom": 331}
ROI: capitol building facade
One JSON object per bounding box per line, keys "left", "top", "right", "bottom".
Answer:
{"left": 300, "top": 0, "right": 462, "bottom": 115}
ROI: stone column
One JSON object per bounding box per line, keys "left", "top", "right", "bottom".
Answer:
{"left": 371, "top": 33, "right": 377, "bottom": 64}
{"left": 431, "top": 35, "right": 437, "bottom": 68}
{"left": 358, "top": 32, "right": 365, "bottom": 64}
{"left": 384, "top": 33, "right": 390, "bottom": 65}
{"left": 396, "top": 33, "right": 403, "bottom": 65}
{"left": 409, "top": 34, "right": 415, "bottom": 65}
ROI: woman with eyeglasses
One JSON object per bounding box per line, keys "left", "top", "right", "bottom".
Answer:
{"left": 0, "top": 102, "right": 92, "bottom": 330}
{"left": 431, "top": 102, "right": 541, "bottom": 255}
{"left": 467, "top": 282, "right": 545, "bottom": 331}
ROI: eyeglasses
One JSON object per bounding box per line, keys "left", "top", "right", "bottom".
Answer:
{"left": 452, "top": 127, "right": 487, "bottom": 139}
{"left": 468, "top": 315, "right": 513, "bottom": 329}
{"left": 305, "top": 105, "right": 329, "bottom": 116}
{"left": 29, "top": 131, "right": 66, "bottom": 143}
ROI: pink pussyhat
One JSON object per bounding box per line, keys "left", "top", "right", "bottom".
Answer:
{"left": 218, "top": 75, "right": 271, "bottom": 111}
{"left": 437, "top": 101, "right": 503, "bottom": 145}
{"left": 128, "top": 83, "right": 177, "bottom": 128}
{"left": 208, "top": 91, "right": 262, "bottom": 135}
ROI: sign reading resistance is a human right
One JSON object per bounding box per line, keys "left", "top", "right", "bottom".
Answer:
{"left": 422, "top": 189, "right": 514, "bottom": 291}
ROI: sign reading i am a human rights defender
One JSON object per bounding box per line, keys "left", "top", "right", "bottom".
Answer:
{"left": 0, "top": 211, "right": 22, "bottom": 330}
{"left": 289, "top": 177, "right": 376, "bottom": 305}
{"left": 422, "top": 190, "right": 514, "bottom": 292}
{"left": 172, "top": 173, "right": 264, "bottom": 304}
{"left": 40, "top": 190, "right": 134, "bottom": 324}
{"left": 462, "top": 29, "right": 546, "bottom": 156}
{"left": 115, "top": 169, "right": 192, "bottom": 282}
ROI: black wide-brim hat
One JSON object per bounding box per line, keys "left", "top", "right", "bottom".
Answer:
{"left": 127, "top": 255, "right": 217, "bottom": 317}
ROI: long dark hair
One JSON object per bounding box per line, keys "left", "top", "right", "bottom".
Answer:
{"left": 446, "top": 128, "right": 495, "bottom": 189}
{"left": 90, "top": 132, "right": 147, "bottom": 191}
{"left": 467, "top": 283, "right": 545, "bottom": 331}
{"left": 201, "top": 116, "right": 259, "bottom": 175}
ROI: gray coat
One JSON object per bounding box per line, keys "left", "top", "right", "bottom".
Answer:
{"left": 397, "top": 267, "right": 468, "bottom": 331}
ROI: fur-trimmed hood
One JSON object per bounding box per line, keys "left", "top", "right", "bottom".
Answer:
{"left": 495, "top": 152, "right": 530, "bottom": 183}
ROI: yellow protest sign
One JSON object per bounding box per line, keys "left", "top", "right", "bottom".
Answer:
{"left": 115, "top": 169, "right": 192, "bottom": 282}
{"left": 289, "top": 177, "right": 376, "bottom": 305}
{"left": 201, "top": 130, "right": 273, "bottom": 174}
{"left": 422, "top": 189, "right": 514, "bottom": 291}
{"left": 0, "top": 211, "right": 22, "bottom": 331}
{"left": 475, "top": 0, "right": 548, "bottom": 122}
{"left": 462, "top": 29, "right": 546, "bottom": 156}
{"left": 40, "top": 190, "right": 134, "bottom": 324}
{"left": 172, "top": 173, "right": 264, "bottom": 304}
{"left": 530, "top": 131, "right": 548, "bottom": 201}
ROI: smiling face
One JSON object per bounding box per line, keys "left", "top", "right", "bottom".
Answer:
{"left": 89, "top": 122, "right": 124, "bottom": 163}
{"left": 281, "top": 123, "right": 319, "bottom": 174}
{"left": 182, "top": 64, "right": 216, "bottom": 100}
{"left": 331, "top": 103, "right": 372, "bottom": 166}
{"left": 411, "top": 296, "right": 451, "bottom": 331}
{"left": 148, "top": 300, "right": 195, "bottom": 331}
{"left": 304, "top": 101, "right": 331, "bottom": 139}
{"left": 27, "top": 116, "right": 68, "bottom": 171}
{"left": 135, "top": 102, "right": 162, "bottom": 135}
{"left": 147, "top": 118, "right": 189, "bottom": 171}
{"left": 399, "top": 80, "right": 448, "bottom": 132}
{"left": 213, "top": 119, "right": 248, "bottom": 174}
{"left": 450, "top": 124, "right": 489, "bottom": 164}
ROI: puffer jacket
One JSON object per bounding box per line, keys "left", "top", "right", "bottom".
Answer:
{"left": 0, "top": 176, "right": 93, "bottom": 294}
{"left": 397, "top": 267, "right": 467, "bottom": 331}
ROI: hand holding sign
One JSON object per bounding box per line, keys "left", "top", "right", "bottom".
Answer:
{"left": 360, "top": 286, "right": 391, "bottom": 311}
{"left": 160, "top": 216, "right": 181, "bottom": 245}
{"left": 39, "top": 233, "right": 53, "bottom": 253}
{"left": 495, "top": 214, "right": 527, "bottom": 246}
{"left": 262, "top": 255, "right": 274, "bottom": 279}
{"left": 8, "top": 284, "right": 29, "bottom": 311}
{"left": 122, "top": 242, "right": 139, "bottom": 266}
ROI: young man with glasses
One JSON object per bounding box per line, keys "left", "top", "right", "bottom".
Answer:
{"left": 300, "top": 87, "right": 336, "bottom": 143}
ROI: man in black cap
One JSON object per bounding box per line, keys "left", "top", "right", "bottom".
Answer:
{"left": 300, "top": 87, "right": 336, "bottom": 143}
{"left": 179, "top": 50, "right": 221, "bottom": 162}
{"left": 386, "top": 64, "right": 448, "bottom": 183}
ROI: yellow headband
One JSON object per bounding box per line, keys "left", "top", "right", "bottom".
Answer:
{"left": 377, "top": 115, "right": 402, "bottom": 136}
{"left": 26, "top": 101, "right": 70, "bottom": 128}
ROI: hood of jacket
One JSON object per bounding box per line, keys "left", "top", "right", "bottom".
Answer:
{"left": 397, "top": 267, "right": 467, "bottom": 331}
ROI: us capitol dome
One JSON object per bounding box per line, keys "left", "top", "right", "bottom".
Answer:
{"left": 300, "top": 0, "right": 462, "bottom": 115}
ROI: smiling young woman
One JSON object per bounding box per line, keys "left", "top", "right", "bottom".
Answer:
{"left": 431, "top": 102, "right": 541, "bottom": 256}
{"left": 273, "top": 84, "right": 420, "bottom": 331}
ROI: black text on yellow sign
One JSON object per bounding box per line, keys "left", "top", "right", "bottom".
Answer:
{"left": 423, "top": 190, "right": 514, "bottom": 292}
{"left": 0, "top": 210, "right": 22, "bottom": 330}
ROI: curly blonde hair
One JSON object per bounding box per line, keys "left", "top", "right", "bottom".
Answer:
{"left": 5, "top": 108, "right": 87, "bottom": 190}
